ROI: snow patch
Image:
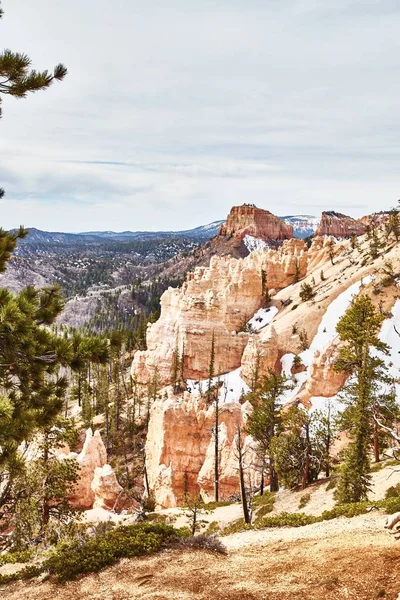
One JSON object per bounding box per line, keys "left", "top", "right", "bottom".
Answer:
{"left": 281, "top": 353, "right": 295, "bottom": 378}
{"left": 243, "top": 235, "right": 268, "bottom": 253}
{"left": 248, "top": 306, "right": 278, "bottom": 331}
{"left": 281, "top": 277, "right": 374, "bottom": 404}
{"left": 187, "top": 367, "right": 250, "bottom": 404}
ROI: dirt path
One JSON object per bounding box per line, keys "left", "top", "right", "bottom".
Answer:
{"left": 3, "top": 512, "right": 400, "bottom": 600}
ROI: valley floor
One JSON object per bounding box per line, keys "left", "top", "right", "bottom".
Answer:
{"left": 3, "top": 512, "right": 400, "bottom": 600}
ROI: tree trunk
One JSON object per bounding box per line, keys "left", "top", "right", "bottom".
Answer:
{"left": 214, "top": 395, "right": 219, "bottom": 502}
{"left": 302, "top": 423, "right": 311, "bottom": 490}
{"left": 237, "top": 427, "right": 251, "bottom": 524}
{"left": 239, "top": 458, "right": 250, "bottom": 524}
{"left": 260, "top": 459, "right": 265, "bottom": 496}
{"left": 373, "top": 419, "right": 380, "bottom": 463}
{"left": 42, "top": 439, "right": 50, "bottom": 528}
{"left": 269, "top": 456, "right": 279, "bottom": 492}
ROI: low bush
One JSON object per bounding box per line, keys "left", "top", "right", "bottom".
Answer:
{"left": 220, "top": 518, "right": 252, "bottom": 536}
{"left": 253, "top": 491, "right": 275, "bottom": 507}
{"left": 254, "top": 512, "right": 319, "bottom": 529}
{"left": 325, "top": 478, "right": 337, "bottom": 491}
{"left": 45, "top": 522, "right": 187, "bottom": 582}
{"left": 0, "top": 564, "right": 42, "bottom": 585}
{"left": 298, "top": 493, "right": 311, "bottom": 510}
{"left": 321, "top": 502, "right": 372, "bottom": 520}
{"left": 0, "top": 548, "right": 33, "bottom": 567}
{"left": 204, "top": 521, "right": 220, "bottom": 535}
{"left": 385, "top": 483, "right": 400, "bottom": 499}
{"left": 203, "top": 500, "right": 233, "bottom": 510}
{"left": 256, "top": 504, "right": 275, "bottom": 518}
{"left": 382, "top": 497, "right": 400, "bottom": 515}
{"left": 176, "top": 534, "right": 227, "bottom": 555}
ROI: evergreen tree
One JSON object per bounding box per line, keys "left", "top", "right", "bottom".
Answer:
{"left": 313, "top": 400, "right": 339, "bottom": 477}
{"left": 245, "top": 370, "right": 292, "bottom": 493}
{"left": 0, "top": 1, "right": 67, "bottom": 197}
{"left": 334, "top": 295, "right": 391, "bottom": 503}
{"left": 270, "top": 406, "right": 323, "bottom": 489}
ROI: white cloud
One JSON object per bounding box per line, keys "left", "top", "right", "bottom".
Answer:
{"left": 1, "top": 0, "right": 400, "bottom": 231}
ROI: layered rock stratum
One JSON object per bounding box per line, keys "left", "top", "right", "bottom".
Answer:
{"left": 218, "top": 204, "right": 293, "bottom": 242}
{"left": 133, "top": 206, "right": 400, "bottom": 508}
{"left": 315, "top": 211, "right": 366, "bottom": 237}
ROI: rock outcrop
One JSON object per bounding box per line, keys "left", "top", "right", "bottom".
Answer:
{"left": 141, "top": 215, "right": 400, "bottom": 509}
{"left": 92, "top": 464, "right": 123, "bottom": 510}
{"left": 63, "top": 429, "right": 121, "bottom": 511}
{"left": 131, "top": 239, "right": 307, "bottom": 386}
{"left": 145, "top": 388, "right": 259, "bottom": 508}
{"left": 315, "top": 211, "right": 366, "bottom": 238}
{"left": 219, "top": 204, "right": 293, "bottom": 242}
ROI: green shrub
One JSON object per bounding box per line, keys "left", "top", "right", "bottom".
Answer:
{"left": 253, "top": 491, "right": 275, "bottom": 507}
{"left": 382, "top": 497, "right": 400, "bottom": 515}
{"left": 0, "top": 548, "right": 33, "bottom": 567}
{"left": 370, "top": 461, "right": 385, "bottom": 473}
{"left": 204, "top": 521, "right": 220, "bottom": 535}
{"left": 299, "top": 282, "right": 315, "bottom": 302}
{"left": 220, "top": 518, "right": 252, "bottom": 536}
{"left": 44, "top": 522, "right": 187, "bottom": 582}
{"left": 256, "top": 504, "right": 275, "bottom": 518}
{"left": 254, "top": 512, "right": 319, "bottom": 529}
{"left": 325, "top": 478, "right": 337, "bottom": 491}
{"left": 203, "top": 500, "right": 233, "bottom": 510}
{"left": 0, "top": 564, "right": 42, "bottom": 585}
{"left": 321, "top": 502, "right": 371, "bottom": 520}
{"left": 385, "top": 483, "right": 400, "bottom": 499}
{"left": 298, "top": 493, "right": 311, "bottom": 510}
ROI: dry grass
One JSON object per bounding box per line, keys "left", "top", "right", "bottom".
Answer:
{"left": 2, "top": 513, "right": 400, "bottom": 600}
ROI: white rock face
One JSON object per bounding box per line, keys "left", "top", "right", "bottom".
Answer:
{"left": 66, "top": 428, "right": 108, "bottom": 510}
{"left": 92, "top": 464, "right": 123, "bottom": 510}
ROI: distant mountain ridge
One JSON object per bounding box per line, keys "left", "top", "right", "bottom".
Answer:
{"left": 17, "top": 221, "right": 226, "bottom": 246}
{"left": 17, "top": 215, "right": 318, "bottom": 246}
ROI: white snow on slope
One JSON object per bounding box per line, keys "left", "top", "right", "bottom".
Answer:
{"left": 248, "top": 306, "right": 279, "bottom": 331}
{"left": 243, "top": 235, "right": 268, "bottom": 253}
{"left": 187, "top": 277, "right": 375, "bottom": 409}
{"left": 187, "top": 367, "right": 250, "bottom": 404}
{"left": 281, "top": 276, "right": 374, "bottom": 406}
{"left": 281, "top": 353, "right": 295, "bottom": 378}
{"left": 374, "top": 299, "right": 400, "bottom": 402}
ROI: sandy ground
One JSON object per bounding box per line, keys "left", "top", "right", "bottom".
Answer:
{"left": 2, "top": 511, "right": 400, "bottom": 600}
{"left": 158, "top": 462, "right": 400, "bottom": 531}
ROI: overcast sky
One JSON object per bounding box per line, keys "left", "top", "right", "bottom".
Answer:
{"left": 1, "top": 0, "right": 400, "bottom": 232}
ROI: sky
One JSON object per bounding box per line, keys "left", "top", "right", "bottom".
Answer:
{"left": 1, "top": 0, "right": 400, "bottom": 232}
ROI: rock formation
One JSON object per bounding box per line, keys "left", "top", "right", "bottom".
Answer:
{"left": 219, "top": 204, "right": 293, "bottom": 242}
{"left": 140, "top": 211, "right": 400, "bottom": 509}
{"left": 63, "top": 428, "right": 121, "bottom": 511}
{"left": 131, "top": 239, "right": 307, "bottom": 386}
{"left": 145, "top": 387, "right": 259, "bottom": 508}
{"left": 315, "top": 211, "right": 366, "bottom": 237}
{"left": 92, "top": 464, "right": 123, "bottom": 510}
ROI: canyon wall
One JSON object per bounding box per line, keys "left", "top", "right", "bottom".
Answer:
{"left": 145, "top": 387, "right": 260, "bottom": 508}
{"left": 219, "top": 204, "right": 293, "bottom": 241}
{"left": 315, "top": 211, "right": 366, "bottom": 237}
{"left": 131, "top": 239, "right": 307, "bottom": 386}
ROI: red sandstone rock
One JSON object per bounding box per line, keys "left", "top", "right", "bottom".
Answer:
{"left": 219, "top": 204, "right": 293, "bottom": 241}
{"left": 315, "top": 211, "right": 366, "bottom": 238}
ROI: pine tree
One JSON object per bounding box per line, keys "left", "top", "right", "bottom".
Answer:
{"left": 313, "top": 400, "right": 339, "bottom": 477}
{"left": 270, "top": 406, "right": 323, "bottom": 489}
{"left": 245, "top": 370, "right": 292, "bottom": 493}
{"left": 327, "top": 238, "right": 335, "bottom": 265}
{"left": 207, "top": 331, "right": 216, "bottom": 403}
{"left": 386, "top": 208, "right": 400, "bottom": 241}
{"left": 334, "top": 295, "right": 391, "bottom": 503}
{"left": 0, "top": 1, "right": 67, "bottom": 197}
